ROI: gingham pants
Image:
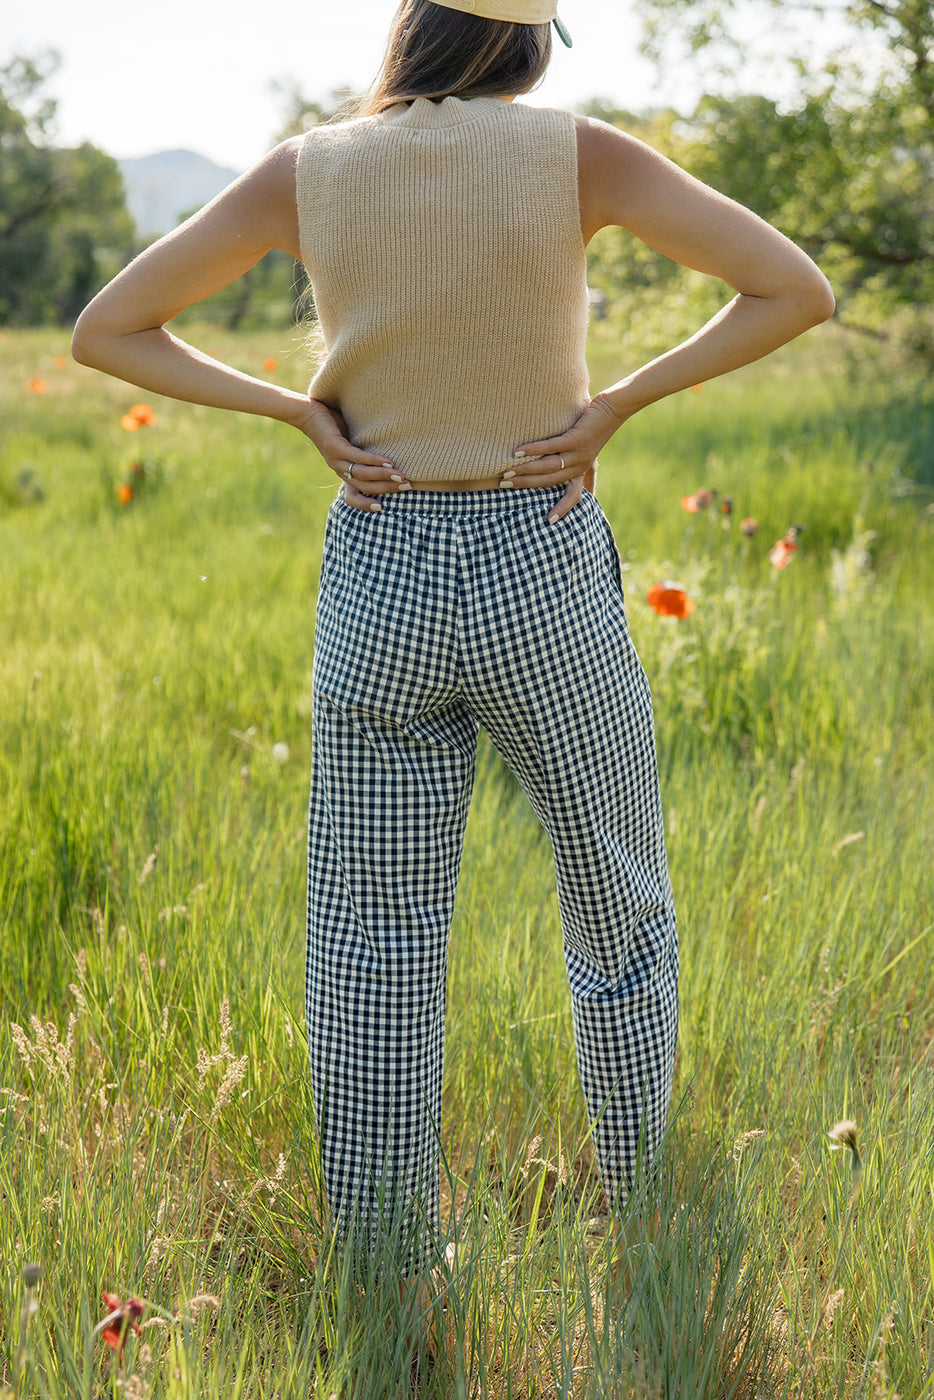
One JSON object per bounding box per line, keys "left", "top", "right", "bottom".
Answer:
{"left": 306, "top": 485, "right": 678, "bottom": 1271}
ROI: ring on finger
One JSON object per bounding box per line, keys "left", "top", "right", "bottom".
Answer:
{"left": 560, "top": 457, "right": 566, "bottom": 472}
{"left": 345, "top": 463, "right": 354, "bottom": 480}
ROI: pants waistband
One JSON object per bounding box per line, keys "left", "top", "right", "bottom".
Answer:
{"left": 338, "top": 484, "right": 566, "bottom": 517}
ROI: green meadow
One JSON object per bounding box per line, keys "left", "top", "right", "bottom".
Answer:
{"left": 1, "top": 322, "right": 932, "bottom": 1398}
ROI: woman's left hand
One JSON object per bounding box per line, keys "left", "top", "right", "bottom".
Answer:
{"left": 504, "top": 396, "right": 627, "bottom": 521}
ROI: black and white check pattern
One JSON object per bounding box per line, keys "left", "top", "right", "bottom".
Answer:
{"left": 306, "top": 485, "right": 679, "bottom": 1272}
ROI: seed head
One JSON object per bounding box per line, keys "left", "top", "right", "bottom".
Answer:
{"left": 828, "top": 1120, "right": 858, "bottom": 1153}
{"left": 828, "top": 1119, "right": 862, "bottom": 1197}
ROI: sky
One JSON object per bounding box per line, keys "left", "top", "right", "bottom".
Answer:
{"left": 6, "top": 0, "right": 846, "bottom": 172}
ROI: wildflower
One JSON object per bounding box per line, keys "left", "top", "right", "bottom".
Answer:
{"left": 272, "top": 742, "right": 290, "bottom": 763}
{"left": 740, "top": 517, "right": 758, "bottom": 536}
{"left": 129, "top": 461, "right": 146, "bottom": 479}
{"left": 689, "top": 383, "right": 703, "bottom": 392}
{"left": 27, "top": 377, "right": 48, "bottom": 394}
{"left": 769, "top": 524, "right": 804, "bottom": 570}
{"left": 647, "top": 581, "right": 695, "bottom": 619}
{"left": 121, "top": 403, "right": 156, "bottom": 432}
{"left": 117, "top": 483, "right": 134, "bottom": 505}
{"left": 98, "top": 1293, "right": 144, "bottom": 1358}
{"left": 769, "top": 537, "right": 795, "bottom": 568}
{"left": 680, "top": 488, "right": 713, "bottom": 512}
{"left": 262, "top": 357, "right": 278, "bottom": 371}
{"left": 53, "top": 355, "right": 68, "bottom": 369}
{"left": 720, "top": 495, "right": 733, "bottom": 515}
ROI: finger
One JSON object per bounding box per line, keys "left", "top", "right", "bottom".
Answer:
{"left": 341, "top": 481, "right": 384, "bottom": 513}
{"left": 340, "top": 449, "right": 405, "bottom": 471}
{"left": 546, "top": 475, "right": 585, "bottom": 524}
{"left": 332, "top": 460, "right": 411, "bottom": 491}
{"left": 501, "top": 456, "right": 583, "bottom": 487}
{"left": 514, "top": 430, "right": 576, "bottom": 458}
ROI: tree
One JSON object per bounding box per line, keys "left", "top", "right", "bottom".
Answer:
{"left": 583, "top": 0, "right": 934, "bottom": 359}
{"left": 0, "top": 53, "right": 135, "bottom": 325}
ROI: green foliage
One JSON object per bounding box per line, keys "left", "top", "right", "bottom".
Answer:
{"left": 586, "top": 0, "right": 934, "bottom": 360}
{"left": 676, "top": 86, "right": 934, "bottom": 342}
{"left": 0, "top": 327, "right": 932, "bottom": 1397}
{"left": 0, "top": 54, "right": 135, "bottom": 327}
{"left": 268, "top": 80, "right": 356, "bottom": 142}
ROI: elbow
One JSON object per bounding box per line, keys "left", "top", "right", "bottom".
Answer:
{"left": 71, "top": 310, "right": 101, "bottom": 368}
{"left": 798, "top": 268, "right": 836, "bottom": 328}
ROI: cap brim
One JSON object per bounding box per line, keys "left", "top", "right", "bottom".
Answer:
{"left": 552, "top": 14, "right": 572, "bottom": 46}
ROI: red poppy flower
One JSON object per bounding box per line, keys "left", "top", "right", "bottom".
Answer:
{"left": 100, "top": 1293, "right": 144, "bottom": 1356}
{"left": 262, "top": 357, "right": 278, "bottom": 372}
{"left": 740, "top": 517, "right": 758, "bottom": 536}
{"left": 28, "top": 378, "right": 48, "bottom": 395}
{"left": 117, "top": 483, "right": 134, "bottom": 505}
{"left": 647, "top": 582, "right": 695, "bottom": 618}
{"left": 720, "top": 495, "right": 733, "bottom": 514}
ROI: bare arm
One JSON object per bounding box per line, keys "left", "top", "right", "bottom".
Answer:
{"left": 509, "top": 115, "right": 835, "bottom": 518}
{"left": 72, "top": 138, "right": 407, "bottom": 501}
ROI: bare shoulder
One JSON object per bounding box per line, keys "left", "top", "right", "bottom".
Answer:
{"left": 574, "top": 113, "right": 682, "bottom": 240}
{"left": 191, "top": 137, "right": 302, "bottom": 259}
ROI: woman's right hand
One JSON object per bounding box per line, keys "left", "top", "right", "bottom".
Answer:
{"left": 299, "top": 399, "right": 411, "bottom": 511}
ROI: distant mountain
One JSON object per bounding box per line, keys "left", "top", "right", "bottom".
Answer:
{"left": 119, "top": 150, "right": 241, "bottom": 237}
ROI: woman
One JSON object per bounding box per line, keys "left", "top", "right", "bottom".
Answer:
{"left": 72, "top": 0, "right": 833, "bottom": 1279}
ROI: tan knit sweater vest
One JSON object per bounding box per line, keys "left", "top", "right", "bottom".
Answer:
{"left": 296, "top": 96, "right": 590, "bottom": 482}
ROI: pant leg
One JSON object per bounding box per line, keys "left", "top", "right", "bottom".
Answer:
{"left": 307, "top": 497, "right": 478, "bottom": 1273}
{"left": 458, "top": 490, "right": 679, "bottom": 1206}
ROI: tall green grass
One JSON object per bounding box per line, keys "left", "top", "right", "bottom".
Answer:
{"left": 1, "top": 324, "right": 932, "bottom": 1398}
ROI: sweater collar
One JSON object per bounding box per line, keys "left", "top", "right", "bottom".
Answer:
{"left": 384, "top": 95, "right": 513, "bottom": 130}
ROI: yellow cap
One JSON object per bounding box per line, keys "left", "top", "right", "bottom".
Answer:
{"left": 427, "top": 0, "right": 572, "bottom": 45}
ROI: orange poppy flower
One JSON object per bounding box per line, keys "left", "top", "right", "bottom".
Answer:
{"left": 27, "top": 378, "right": 48, "bottom": 394}
{"left": 121, "top": 403, "right": 156, "bottom": 431}
{"left": 769, "top": 524, "right": 804, "bottom": 569}
{"left": 769, "top": 539, "right": 796, "bottom": 568}
{"left": 647, "top": 581, "right": 695, "bottom": 618}
{"left": 117, "top": 483, "right": 134, "bottom": 505}
{"left": 100, "top": 1293, "right": 144, "bottom": 1358}
{"left": 263, "top": 357, "right": 278, "bottom": 371}
{"left": 53, "top": 355, "right": 68, "bottom": 369}
{"left": 689, "top": 383, "right": 704, "bottom": 392}
{"left": 680, "top": 488, "right": 713, "bottom": 513}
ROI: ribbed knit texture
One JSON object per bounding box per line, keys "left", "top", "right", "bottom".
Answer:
{"left": 296, "top": 96, "right": 590, "bottom": 481}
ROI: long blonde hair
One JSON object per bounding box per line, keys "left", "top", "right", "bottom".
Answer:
{"left": 353, "top": 0, "right": 552, "bottom": 116}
